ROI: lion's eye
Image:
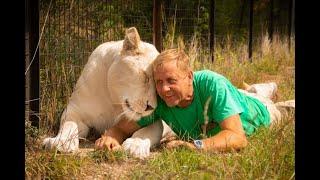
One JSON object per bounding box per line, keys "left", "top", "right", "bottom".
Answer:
{"left": 143, "top": 71, "right": 149, "bottom": 84}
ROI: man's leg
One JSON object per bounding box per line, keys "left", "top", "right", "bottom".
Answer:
{"left": 275, "top": 100, "right": 295, "bottom": 118}
{"left": 239, "top": 89, "right": 282, "bottom": 126}
{"left": 241, "top": 82, "right": 295, "bottom": 126}
{"left": 243, "top": 82, "right": 278, "bottom": 100}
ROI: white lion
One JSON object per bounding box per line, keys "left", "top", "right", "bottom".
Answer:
{"left": 43, "top": 27, "right": 172, "bottom": 159}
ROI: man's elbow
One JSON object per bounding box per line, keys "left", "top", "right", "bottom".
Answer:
{"left": 238, "top": 135, "right": 248, "bottom": 149}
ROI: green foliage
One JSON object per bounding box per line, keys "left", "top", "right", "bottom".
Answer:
{"left": 27, "top": 33, "right": 295, "bottom": 178}
{"left": 89, "top": 149, "right": 128, "bottom": 163}
{"left": 131, "top": 115, "right": 295, "bottom": 179}
{"left": 126, "top": 32, "right": 295, "bottom": 179}
{"left": 25, "top": 120, "right": 40, "bottom": 148}
{"left": 25, "top": 150, "right": 89, "bottom": 179}
{"left": 30, "top": 1, "right": 295, "bottom": 178}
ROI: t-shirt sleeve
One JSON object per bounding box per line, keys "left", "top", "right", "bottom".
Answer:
{"left": 199, "top": 74, "right": 244, "bottom": 123}
{"left": 210, "top": 79, "right": 244, "bottom": 122}
{"left": 137, "top": 111, "right": 160, "bottom": 127}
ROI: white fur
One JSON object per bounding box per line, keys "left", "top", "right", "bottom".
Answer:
{"left": 43, "top": 27, "right": 173, "bottom": 158}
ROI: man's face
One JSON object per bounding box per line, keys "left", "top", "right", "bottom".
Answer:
{"left": 153, "top": 60, "right": 193, "bottom": 107}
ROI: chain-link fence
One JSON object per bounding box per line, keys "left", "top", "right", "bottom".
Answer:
{"left": 162, "top": 0, "right": 294, "bottom": 49}
{"left": 25, "top": 0, "right": 294, "bottom": 131}
{"left": 38, "top": 0, "right": 155, "bottom": 131}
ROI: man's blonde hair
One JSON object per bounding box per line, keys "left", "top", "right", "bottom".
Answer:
{"left": 152, "top": 48, "right": 191, "bottom": 73}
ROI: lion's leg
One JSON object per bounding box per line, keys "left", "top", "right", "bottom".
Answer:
{"left": 160, "top": 121, "right": 177, "bottom": 144}
{"left": 239, "top": 88, "right": 283, "bottom": 127}
{"left": 43, "top": 107, "right": 89, "bottom": 153}
{"left": 122, "top": 119, "right": 164, "bottom": 159}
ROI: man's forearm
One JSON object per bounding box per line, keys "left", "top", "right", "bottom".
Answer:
{"left": 202, "top": 130, "right": 248, "bottom": 152}
{"left": 102, "top": 118, "right": 142, "bottom": 144}
{"left": 103, "top": 126, "right": 130, "bottom": 144}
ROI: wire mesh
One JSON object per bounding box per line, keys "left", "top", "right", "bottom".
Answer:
{"left": 39, "top": 0, "right": 153, "bottom": 129}
{"left": 37, "top": 0, "right": 293, "bottom": 130}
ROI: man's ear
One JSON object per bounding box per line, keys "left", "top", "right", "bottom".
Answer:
{"left": 121, "top": 27, "right": 142, "bottom": 55}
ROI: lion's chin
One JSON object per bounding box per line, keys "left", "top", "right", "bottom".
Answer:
{"left": 122, "top": 102, "right": 154, "bottom": 122}
{"left": 120, "top": 102, "right": 141, "bottom": 121}
{"left": 124, "top": 110, "right": 142, "bottom": 121}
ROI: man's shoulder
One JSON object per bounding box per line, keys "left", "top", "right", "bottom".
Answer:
{"left": 194, "top": 70, "right": 227, "bottom": 84}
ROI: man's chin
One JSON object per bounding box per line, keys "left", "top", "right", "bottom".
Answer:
{"left": 162, "top": 96, "right": 179, "bottom": 107}
{"left": 164, "top": 100, "right": 178, "bottom": 107}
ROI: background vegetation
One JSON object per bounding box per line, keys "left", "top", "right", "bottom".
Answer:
{"left": 26, "top": 32, "right": 294, "bottom": 179}
{"left": 26, "top": 0, "right": 294, "bottom": 179}
{"left": 37, "top": 0, "right": 294, "bottom": 132}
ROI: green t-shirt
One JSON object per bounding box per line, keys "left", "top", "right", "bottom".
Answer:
{"left": 137, "top": 70, "right": 270, "bottom": 140}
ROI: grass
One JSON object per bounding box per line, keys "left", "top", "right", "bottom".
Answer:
{"left": 131, "top": 114, "right": 294, "bottom": 179}
{"left": 26, "top": 30, "right": 295, "bottom": 179}
{"left": 89, "top": 149, "right": 129, "bottom": 164}
{"left": 25, "top": 150, "right": 89, "bottom": 179}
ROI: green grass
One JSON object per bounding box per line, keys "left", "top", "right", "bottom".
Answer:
{"left": 89, "top": 149, "right": 129, "bottom": 164}
{"left": 25, "top": 150, "right": 90, "bottom": 179}
{"left": 130, "top": 114, "right": 294, "bottom": 179}
{"left": 26, "top": 31, "right": 295, "bottom": 179}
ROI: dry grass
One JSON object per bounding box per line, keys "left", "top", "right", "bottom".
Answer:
{"left": 26, "top": 30, "right": 294, "bottom": 179}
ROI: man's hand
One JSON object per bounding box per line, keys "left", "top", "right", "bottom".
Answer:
{"left": 95, "top": 118, "right": 141, "bottom": 151}
{"left": 165, "top": 140, "right": 196, "bottom": 150}
{"left": 95, "top": 134, "right": 122, "bottom": 151}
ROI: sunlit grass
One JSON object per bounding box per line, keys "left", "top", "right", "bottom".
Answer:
{"left": 26, "top": 28, "right": 294, "bottom": 178}
{"left": 131, "top": 113, "right": 294, "bottom": 179}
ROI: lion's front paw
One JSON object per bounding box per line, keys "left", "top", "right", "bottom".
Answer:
{"left": 122, "top": 138, "right": 151, "bottom": 159}
{"left": 42, "top": 136, "right": 79, "bottom": 153}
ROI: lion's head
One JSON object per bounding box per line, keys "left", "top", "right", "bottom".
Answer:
{"left": 107, "top": 27, "right": 159, "bottom": 121}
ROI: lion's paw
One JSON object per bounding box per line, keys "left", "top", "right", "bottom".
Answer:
{"left": 122, "top": 138, "right": 151, "bottom": 159}
{"left": 42, "top": 136, "right": 79, "bottom": 153}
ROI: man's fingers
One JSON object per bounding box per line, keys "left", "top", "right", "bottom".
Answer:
{"left": 165, "top": 140, "right": 194, "bottom": 149}
{"left": 95, "top": 138, "right": 107, "bottom": 150}
{"left": 95, "top": 136, "right": 122, "bottom": 151}
{"left": 166, "top": 140, "right": 179, "bottom": 149}
{"left": 112, "top": 143, "right": 122, "bottom": 151}
{"left": 95, "top": 139, "right": 102, "bottom": 149}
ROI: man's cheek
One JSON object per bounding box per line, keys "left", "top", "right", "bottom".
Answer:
{"left": 156, "top": 88, "right": 163, "bottom": 96}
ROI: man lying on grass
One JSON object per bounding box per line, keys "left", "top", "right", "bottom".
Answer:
{"left": 95, "top": 48, "right": 294, "bottom": 153}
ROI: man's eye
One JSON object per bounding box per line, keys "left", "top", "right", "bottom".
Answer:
{"left": 168, "top": 79, "right": 176, "bottom": 84}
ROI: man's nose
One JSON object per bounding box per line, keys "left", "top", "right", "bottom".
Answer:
{"left": 161, "top": 83, "right": 171, "bottom": 92}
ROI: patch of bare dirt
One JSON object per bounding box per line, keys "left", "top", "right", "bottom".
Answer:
{"left": 75, "top": 139, "right": 161, "bottom": 179}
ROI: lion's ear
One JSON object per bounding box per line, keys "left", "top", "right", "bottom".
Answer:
{"left": 122, "top": 27, "right": 141, "bottom": 53}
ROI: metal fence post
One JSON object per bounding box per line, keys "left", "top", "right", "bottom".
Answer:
{"left": 209, "top": 0, "right": 215, "bottom": 62}
{"left": 153, "top": 0, "right": 162, "bottom": 52}
{"left": 25, "top": 0, "right": 40, "bottom": 128}
{"left": 248, "top": 0, "right": 253, "bottom": 62}
{"left": 288, "top": 0, "right": 294, "bottom": 49}
{"left": 269, "top": 0, "right": 274, "bottom": 42}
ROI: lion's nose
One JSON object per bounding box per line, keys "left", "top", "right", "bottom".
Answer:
{"left": 145, "top": 101, "right": 154, "bottom": 111}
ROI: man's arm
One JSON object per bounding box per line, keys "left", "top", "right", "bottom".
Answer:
{"left": 166, "top": 114, "right": 248, "bottom": 152}
{"left": 95, "top": 118, "right": 141, "bottom": 150}
{"left": 202, "top": 114, "right": 248, "bottom": 151}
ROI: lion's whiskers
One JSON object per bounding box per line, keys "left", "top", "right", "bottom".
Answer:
{"left": 128, "top": 110, "right": 136, "bottom": 121}
{"left": 114, "top": 109, "right": 131, "bottom": 123}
